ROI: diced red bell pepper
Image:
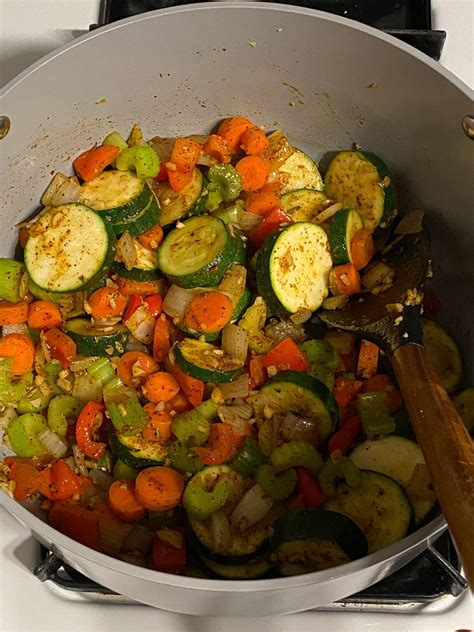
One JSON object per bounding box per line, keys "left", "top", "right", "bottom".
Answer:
{"left": 247, "top": 208, "right": 292, "bottom": 248}
{"left": 328, "top": 415, "right": 361, "bottom": 456}
{"left": 123, "top": 294, "right": 143, "bottom": 322}
{"left": 152, "top": 314, "right": 171, "bottom": 363}
{"left": 154, "top": 162, "right": 169, "bottom": 182}
{"left": 166, "top": 359, "right": 204, "bottom": 407}
{"left": 7, "top": 460, "right": 53, "bottom": 501}
{"left": 152, "top": 533, "right": 186, "bottom": 572}
{"left": 296, "top": 467, "right": 327, "bottom": 508}
{"left": 144, "top": 294, "right": 163, "bottom": 318}
{"left": 333, "top": 376, "right": 363, "bottom": 409}
{"left": 50, "top": 460, "right": 85, "bottom": 500}
{"left": 262, "top": 338, "right": 309, "bottom": 373}
{"left": 75, "top": 401, "right": 106, "bottom": 460}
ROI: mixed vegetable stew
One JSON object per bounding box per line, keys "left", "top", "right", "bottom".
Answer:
{"left": 0, "top": 117, "right": 472, "bottom": 579}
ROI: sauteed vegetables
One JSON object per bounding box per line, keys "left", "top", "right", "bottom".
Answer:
{"left": 0, "top": 116, "right": 470, "bottom": 579}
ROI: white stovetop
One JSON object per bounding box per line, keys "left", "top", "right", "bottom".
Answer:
{"left": 0, "top": 1, "right": 473, "bottom": 630}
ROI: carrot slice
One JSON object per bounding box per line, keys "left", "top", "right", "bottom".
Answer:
{"left": 217, "top": 117, "right": 255, "bottom": 152}
{"left": 152, "top": 314, "right": 171, "bottom": 363}
{"left": 0, "top": 333, "right": 35, "bottom": 375}
{"left": 350, "top": 228, "right": 375, "bottom": 270}
{"left": 0, "top": 301, "right": 29, "bottom": 326}
{"left": 329, "top": 263, "right": 362, "bottom": 296}
{"left": 235, "top": 155, "right": 269, "bottom": 192}
{"left": 142, "top": 371, "right": 180, "bottom": 403}
{"left": 357, "top": 340, "right": 380, "bottom": 378}
{"left": 117, "top": 351, "right": 159, "bottom": 387}
{"left": 108, "top": 480, "right": 147, "bottom": 523}
{"left": 87, "top": 287, "right": 127, "bottom": 320}
{"left": 246, "top": 182, "right": 281, "bottom": 216}
{"left": 134, "top": 466, "right": 185, "bottom": 511}
{"left": 73, "top": 145, "right": 119, "bottom": 182}
{"left": 27, "top": 301, "right": 62, "bottom": 330}
{"left": 202, "top": 134, "right": 231, "bottom": 163}
{"left": 183, "top": 291, "right": 233, "bottom": 334}
{"left": 116, "top": 277, "right": 163, "bottom": 296}
{"left": 169, "top": 138, "right": 202, "bottom": 174}
{"left": 137, "top": 224, "right": 164, "bottom": 250}
{"left": 167, "top": 169, "right": 193, "bottom": 192}
{"left": 42, "top": 327, "right": 76, "bottom": 369}
{"left": 240, "top": 127, "right": 269, "bottom": 155}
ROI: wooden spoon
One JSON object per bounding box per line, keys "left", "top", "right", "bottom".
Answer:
{"left": 319, "top": 229, "right": 474, "bottom": 587}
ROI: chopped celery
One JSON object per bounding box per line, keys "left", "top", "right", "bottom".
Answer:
{"left": 116, "top": 146, "right": 160, "bottom": 179}
{"left": 107, "top": 397, "right": 148, "bottom": 436}
{"left": 270, "top": 440, "right": 323, "bottom": 475}
{"left": 183, "top": 466, "right": 230, "bottom": 521}
{"left": 44, "top": 361, "right": 62, "bottom": 395}
{"left": 231, "top": 437, "right": 264, "bottom": 477}
{"left": 0, "top": 359, "right": 30, "bottom": 404}
{"left": 17, "top": 388, "right": 52, "bottom": 414}
{"left": 47, "top": 395, "right": 84, "bottom": 437}
{"left": 169, "top": 441, "right": 204, "bottom": 475}
{"left": 300, "top": 339, "right": 342, "bottom": 373}
{"left": 319, "top": 456, "right": 362, "bottom": 498}
{"left": 196, "top": 399, "right": 218, "bottom": 421}
{"left": 255, "top": 464, "right": 297, "bottom": 500}
{"left": 171, "top": 410, "right": 211, "bottom": 446}
{"left": 356, "top": 391, "right": 395, "bottom": 438}
{"left": 307, "top": 364, "right": 335, "bottom": 390}
{"left": 205, "top": 164, "right": 242, "bottom": 211}
{"left": 7, "top": 413, "right": 49, "bottom": 457}
{"left": 113, "top": 458, "right": 138, "bottom": 480}
{"left": 102, "top": 376, "right": 137, "bottom": 406}
{"left": 212, "top": 200, "right": 245, "bottom": 225}
{"left": 0, "top": 259, "right": 25, "bottom": 302}
{"left": 103, "top": 131, "right": 128, "bottom": 152}
{"left": 87, "top": 357, "right": 116, "bottom": 385}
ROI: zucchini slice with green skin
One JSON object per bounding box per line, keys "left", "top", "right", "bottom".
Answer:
{"left": 24, "top": 203, "right": 115, "bottom": 293}
{"left": 324, "top": 151, "right": 397, "bottom": 230}
{"left": 109, "top": 433, "right": 168, "bottom": 468}
{"left": 270, "top": 508, "right": 367, "bottom": 575}
{"left": 278, "top": 150, "right": 323, "bottom": 194}
{"left": 329, "top": 208, "right": 363, "bottom": 265}
{"left": 256, "top": 223, "right": 332, "bottom": 315}
{"left": 63, "top": 318, "right": 130, "bottom": 356}
{"left": 110, "top": 195, "right": 159, "bottom": 237}
{"left": 453, "top": 387, "right": 474, "bottom": 435}
{"left": 151, "top": 168, "right": 204, "bottom": 226}
{"left": 280, "top": 189, "right": 328, "bottom": 221}
{"left": 190, "top": 521, "right": 271, "bottom": 564}
{"left": 259, "top": 370, "right": 338, "bottom": 441}
{"left": 349, "top": 436, "right": 435, "bottom": 524}
{"left": 324, "top": 470, "right": 412, "bottom": 554}
{"left": 158, "top": 215, "right": 235, "bottom": 288}
{"left": 174, "top": 338, "right": 244, "bottom": 383}
{"left": 199, "top": 554, "right": 270, "bottom": 579}
{"left": 422, "top": 319, "right": 463, "bottom": 394}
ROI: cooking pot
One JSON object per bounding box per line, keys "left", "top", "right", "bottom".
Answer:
{"left": 0, "top": 3, "right": 472, "bottom": 617}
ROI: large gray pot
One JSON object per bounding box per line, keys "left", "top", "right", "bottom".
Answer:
{"left": 0, "top": 3, "right": 472, "bottom": 616}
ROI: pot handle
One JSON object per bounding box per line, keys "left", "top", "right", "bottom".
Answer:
{"left": 392, "top": 343, "right": 474, "bottom": 588}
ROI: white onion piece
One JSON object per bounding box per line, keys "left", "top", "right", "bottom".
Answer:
{"left": 89, "top": 469, "right": 114, "bottom": 490}
{"left": 289, "top": 309, "right": 312, "bottom": 325}
{"left": 162, "top": 284, "right": 195, "bottom": 320}
{"left": 125, "top": 336, "right": 150, "bottom": 354}
{"left": 0, "top": 406, "right": 17, "bottom": 431}
{"left": 230, "top": 484, "right": 274, "bottom": 532}
{"left": 41, "top": 172, "right": 81, "bottom": 207}
{"left": 265, "top": 320, "right": 306, "bottom": 344}
{"left": 38, "top": 429, "right": 67, "bottom": 458}
{"left": 222, "top": 324, "right": 248, "bottom": 362}
{"left": 92, "top": 315, "right": 123, "bottom": 328}
{"left": 218, "top": 403, "right": 253, "bottom": 436}
{"left": 239, "top": 211, "right": 263, "bottom": 231}
{"left": 1, "top": 323, "right": 29, "bottom": 336}
{"left": 281, "top": 412, "right": 319, "bottom": 444}
{"left": 69, "top": 356, "right": 99, "bottom": 372}
{"left": 125, "top": 305, "right": 155, "bottom": 344}
{"left": 148, "top": 136, "right": 175, "bottom": 162}
{"left": 39, "top": 332, "right": 52, "bottom": 363}
{"left": 313, "top": 202, "right": 343, "bottom": 224}
{"left": 116, "top": 231, "right": 137, "bottom": 270}
{"left": 73, "top": 445, "right": 88, "bottom": 476}
{"left": 210, "top": 511, "right": 233, "bottom": 554}
{"left": 217, "top": 374, "right": 250, "bottom": 400}
{"left": 72, "top": 374, "right": 103, "bottom": 402}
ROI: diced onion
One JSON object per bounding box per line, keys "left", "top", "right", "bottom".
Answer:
{"left": 92, "top": 316, "right": 123, "bottom": 328}
{"left": 116, "top": 231, "right": 137, "bottom": 270}
{"left": 313, "top": 202, "right": 343, "bottom": 224}
{"left": 239, "top": 211, "right": 263, "bottom": 231}
{"left": 217, "top": 373, "right": 250, "bottom": 400}
{"left": 222, "top": 324, "right": 248, "bottom": 362}
{"left": 162, "top": 285, "right": 195, "bottom": 320}
{"left": 39, "top": 332, "right": 52, "bottom": 363}
{"left": 125, "top": 336, "right": 149, "bottom": 353}
{"left": 289, "top": 309, "right": 312, "bottom": 325}
{"left": 38, "top": 429, "right": 67, "bottom": 458}
{"left": 210, "top": 511, "right": 233, "bottom": 554}
{"left": 125, "top": 305, "right": 155, "bottom": 344}
{"left": 41, "top": 172, "right": 81, "bottom": 207}
{"left": 72, "top": 374, "right": 103, "bottom": 402}
{"left": 265, "top": 319, "right": 306, "bottom": 344}
{"left": 72, "top": 445, "right": 88, "bottom": 476}
{"left": 89, "top": 469, "right": 114, "bottom": 490}
{"left": 148, "top": 136, "right": 175, "bottom": 162}
{"left": 230, "top": 484, "right": 274, "bottom": 532}
{"left": 0, "top": 406, "right": 17, "bottom": 431}
{"left": 69, "top": 356, "right": 99, "bottom": 372}
{"left": 281, "top": 412, "right": 319, "bottom": 444}
{"left": 1, "top": 323, "right": 29, "bottom": 336}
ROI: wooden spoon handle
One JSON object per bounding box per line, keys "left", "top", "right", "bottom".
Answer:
{"left": 392, "top": 343, "right": 474, "bottom": 588}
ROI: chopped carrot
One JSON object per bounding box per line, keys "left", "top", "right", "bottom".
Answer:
{"left": 170, "top": 138, "right": 202, "bottom": 174}
{"left": 116, "top": 277, "right": 163, "bottom": 296}
{"left": 108, "top": 480, "right": 147, "bottom": 523}
{"left": 42, "top": 328, "right": 76, "bottom": 369}
{"left": 164, "top": 391, "right": 192, "bottom": 414}
{"left": 148, "top": 410, "right": 173, "bottom": 442}
{"left": 329, "top": 263, "right": 362, "bottom": 296}
{"left": 246, "top": 182, "right": 281, "bottom": 216}
{"left": 166, "top": 360, "right": 204, "bottom": 407}
{"left": 137, "top": 224, "right": 164, "bottom": 250}
{"left": 142, "top": 371, "right": 180, "bottom": 403}
{"left": 87, "top": 287, "right": 127, "bottom": 320}
{"left": 193, "top": 422, "right": 235, "bottom": 465}
{"left": 117, "top": 351, "right": 159, "bottom": 387}
{"left": 8, "top": 460, "right": 53, "bottom": 501}
{"left": 152, "top": 314, "right": 171, "bottom": 363}
{"left": 333, "top": 376, "right": 363, "bottom": 409}
{"left": 247, "top": 207, "right": 292, "bottom": 248}
{"left": 167, "top": 168, "right": 193, "bottom": 192}
{"left": 249, "top": 355, "right": 267, "bottom": 388}
{"left": 217, "top": 116, "right": 255, "bottom": 152}
{"left": 184, "top": 291, "right": 233, "bottom": 334}
{"left": 49, "top": 500, "right": 103, "bottom": 550}
{"left": 27, "top": 301, "right": 62, "bottom": 330}
{"left": 262, "top": 338, "right": 309, "bottom": 372}
{"left": 18, "top": 226, "right": 30, "bottom": 249}
{"left": 134, "top": 466, "right": 185, "bottom": 511}
{"left": 240, "top": 127, "right": 269, "bottom": 155}
{"left": 0, "top": 333, "right": 35, "bottom": 375}
{"left": 202, "top": 134, "right": 231, "bottom": 163}
{"left": 73, "top": 145, "right": 119, "bottom": 182}
{"left": 357, "top": 339, "right": 380, "bottom": 378}
{"left": 350, "top": 228, "right": 375, "bottom": 270}
{"left": 235, "top": 155, "right": 269, "bottom": 191}
{"left": 0, "top": 301, "right": 29, "bottom": 326}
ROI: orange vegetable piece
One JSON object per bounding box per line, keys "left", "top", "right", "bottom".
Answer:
{"left": 217, "top": 116, "right": 255, "bottom": 152}
{"left": 73, "top": 145, "right": 119, "bottom": 182}
{"left": 356, "top": 340, "right": 380, "bottom": 379}
{"left": 75, "top": 401, "right": 106, "bottom": 460}
{"left": 329, "top": 263, "right": 362, "bottom": 296}
{"left": 42, "top": 327, "right": 76, "bottom": 369}
{"left": 49, "top": 500, "right": 104, "bottom": 550}
{"left": 50, "top": 460, "right": 85, "bottom": 500}
{"left": 193, "top": 422, "right": 236, "bottom": 465}
{"left": 152, "top": 314, "right": 171, "bottom": 362}
{"left": 167, "top": 168, "right": 193, "bottom": 192}
{"left": 18, "top": 226, "right": 30, "bottom": 249}
{"left": 116, "top": 277, "right": 162, "bottom": 296}
{"left": 0, "top": 301, "right": 29, "bottom": 326}
{"left": 134, "top": 466, "right": 185, "bottom": 511}
{"left": 117, "top": 351, "right": 159, "bottom": 387}
{"left": 27, "top": 301, "right": 62, "bottom": 330}
{"left": 0, "top": 333, "right": 35, "bottom": 375}
{"left": 262, "top": 338, "right": 309, "bottom": 372}
{"left": 108, "top": 480, "right": 147, "bottom": 523}
{"left": 147, "top": 410, "right": 173, "bottom": 442}
{"left": 164, "top": 391, "right": 192, "bottom": 414}
{"left": 240, "top": 127, "right": 269, "bottom": 155}
{"left": 87, "top": 287, "right": 127, "bottom": 320}
{"left": 184, "top": 291, "right": 233, "bottom": 334}
{"left": 8, "top": 460, "right": 53, "bottom": 501}
{"left": 166, "top": 360, "right": 204, "bottom": 408}
{"left": 142, "top": 371, "right": 180, "bottom": 403}
{"left": 246, "top": 182, "right": 281, "bottom": 216}
{"left": 350, "top": 228, "right": 376, "bottom": 270}
{"left": 249, "top": 355, "right": 267, "bottom": 388}
{"left": 152, "top": 532, "right": 186, "bottom": 571}
{"left": 137, "top": 224, "right": 164, "bottom": 250}
{"left": 170, "top": 138, "right": 202, "bottom": 174}
{"left": 202, "top": 134, "right": 231, "bottom": 163}
{"left": 235, "top": 155, "right": 269, "bottom": 192}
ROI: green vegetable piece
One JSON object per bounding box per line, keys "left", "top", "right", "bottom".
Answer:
{"left": 393, "top": 407, "right": 413, "bottom": 439}
{"left": 231, "top": 437, "right": 264, "bottom": 477}
{"left": 87, "top": 357, "right": 116, "bottom": 385}
{"left": 171, "top": 410, "right": 211, "bottom": 446}
{"left": 307, "top": 364, "right": 335, "bottom": 390}
{"left": 357, "top": 391, "right": 395, "bottom": 437}
{"left": 107, "top": 396, "right": 148, "bottom": 436}
{"left": 95, "top": 449, "right": 114, "bottom": 474}
{"left": 270, "top": 440, "right": 324, "bottom": 475}
{"left": 43, "top": 361, "right": 63, "bottom": 395}
{"left": 0, "top": 359, "right": 30, "bottom": 404}
{"left": 116, "top": 146, "right": 160, "bottom": 179}
{"left": 238, "top": 297, "right": 274, "bottom": 354}
{"left": 197, "top": 399, "right": 218, "bottom": 421}
{"left": 112, "top": 458, "right": 137, "bottom": 480}
{"left": 102, "top": 376, "right": 136, "bottom": 406}
{"left": 212, "top": 200, "right": 245, "bottom": 225}
{"left": 0, "top": 258, "right": 25, "bottom": 302}
{"left": 17, "top": 388, "right": 52, "bottom": 414}
{"left": 205, "top": 164, "right": 242, "bottom": 211}
{"left": 103, "top": 131, "right": 128, "bottom": 151}
{"left": 7, "top": 413, "right": 48, "bottom": 457}
{"left": 319, "top": 456, "right": 362, "bottom": 498}
{"left": 300, "top": 339, "right": 342, "bottom": 373}
{"left": 255, "top": 464, "right": 297, "bottom": 501}
{"left": 47, "top": 395, "right": 84, "bottom": 437}
{"left": 169, "top": 440, "right": 204, "bottom": 474}
{"left": 183, "top": 466, "right": 230, "bottom": 521}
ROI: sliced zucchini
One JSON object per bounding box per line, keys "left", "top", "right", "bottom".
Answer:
{"left": 151, "top": 168, "right": 204, "bottom": 226}
{"left": 110, "top": 195, "right": 159, "bottom": 237}
{"left": 158, "top": 215, "right": 235, "bottom": 288}
{"left": 199, "top": 554, "right": 270, "bottom": 579}
{"left": 190, "top": 520, "right": 270, "bottom": 563}
{"left": 324, "top": 470, "right": 412, "bottom": 553}
{"left": 174, "top": 338, "right": 244, "bottom": 383}
{"left": 259, "top": 370, "right": 338, "bottom": 441}
{"left": 256, "top": 222, "right": 332, "bottom": 315}
{"left": 349, "top": 436, "right": 436, "bottom": 524}
{"left": 63, "top": 318, "right": 130, "bottom": 356}
{"left": 270, "top": 508, "right": 367, "bottom": 575}
{"left": 324, "top": 151, "right": 397, "bottom": 230}
{"left": 278, "top": 150, "right": 323, "bottom": 194}
{"left": 422, "top": 319, "right": 462, "bottom": 393}
{"left": 24, "top": 203, "right": 115, "bottom": 293}
{"left": 109, "top": 433, "right": 168, "bottom": 468}
{"left": 329, "top": 208, "right": 363, "bottom": 265}
{"left": 280, "top": 189, "right": 328, "bottom": 222}
{"left": 230, "top": 230, "right": 247, "bottom": 266}
{"left": 453, "top": 387, "right": 474, "bottom": 435}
